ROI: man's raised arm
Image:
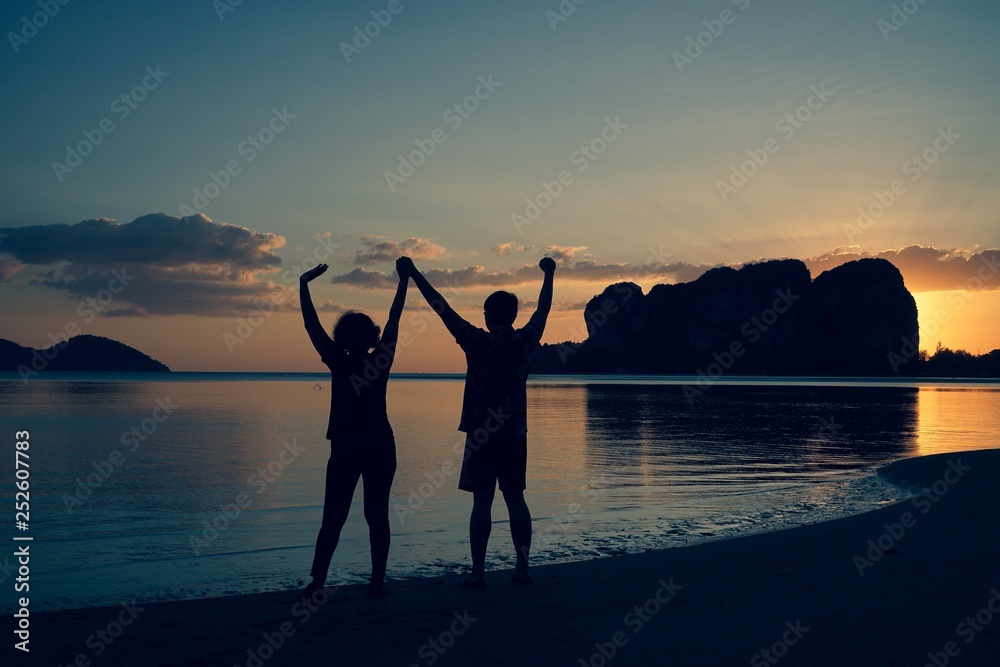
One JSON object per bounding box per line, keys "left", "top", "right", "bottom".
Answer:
{"left": 528, "top": 257, "right": 556, "bottom": 333}
{"left": 398, "top": 256, "right": 468, "bottom": 338}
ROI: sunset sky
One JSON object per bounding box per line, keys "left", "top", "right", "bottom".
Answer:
{"left": 1, "top": 0, "right": 998, "bottom": 372}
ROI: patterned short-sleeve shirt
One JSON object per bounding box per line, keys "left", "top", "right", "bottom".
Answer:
{"left": 455, "top": 320, "right": 543, "bottom": 437}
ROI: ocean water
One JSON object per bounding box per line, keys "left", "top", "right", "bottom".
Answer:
{"left": 1, "top": 373, "right": 998, "bottom": 611}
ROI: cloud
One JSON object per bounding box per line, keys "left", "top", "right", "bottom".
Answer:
{"left": 338, "top": 244, "right": 996, "bottom": 295}
{"left": 544, "top": 245, "right": 590, "bottom": 262}
{"left": 354, "top": 236, "right": 445, "bottom": 264}
{"left": 331, "top": 259, "right": 716, "bottom": 289}
{"left": 101, "top": 306, "right": 148, "bottom": 318}
{"left": 317, "top": 301, "right": 353, "bottom": 314}
{"left": 522, "top": 299, "right": 590, "bottom": 311}
{"left": 333, "top": 265, "right": 516, "bottom": 289}
{"left": 491, "top": 241, "right": 530, "bottom": 256}
{"left": 30, "top": 262, "right": 300, "bottom": 317}
{"left": 0, "top": 258, "right": 24, "bottom": 282}
{"left": 805, "top": 245, "right": 1000, "bottom": 292}
{"left": 330, "top": 267, "right": 396, "bottom": 289}
{"left": 0, "top": 213, "right": 284, "bottom": 268}
{"left": 0, "top": 213, "right": 296, "bottom": 316}
{"left": 332, "top": 242, "right": 1000, "bottom": 297}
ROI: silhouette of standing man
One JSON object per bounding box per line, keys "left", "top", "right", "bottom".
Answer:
{"left": 398, "top": 256, "right": 555, "bottom": 587}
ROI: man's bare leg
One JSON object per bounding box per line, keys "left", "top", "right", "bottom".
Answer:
{"left": 465, "top": 487, "right": 495, "bottom": 587}
{"left": 502, "top": 488, "right": 533, "bottom": 584}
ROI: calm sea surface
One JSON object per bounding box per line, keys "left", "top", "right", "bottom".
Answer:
{"left": 1, "top": 373, "right": 997, "bottom": 611}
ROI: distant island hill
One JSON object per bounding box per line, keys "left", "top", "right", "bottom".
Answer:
{"left": 0, "top": 335, "right": 170, "bottom": 378}
{"left": 2, "top": 259, "right": 997, "bottom": 378}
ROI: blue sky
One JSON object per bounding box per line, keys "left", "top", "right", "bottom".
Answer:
{"left": 1, "top": 0, "right": 998, "bottom": 370}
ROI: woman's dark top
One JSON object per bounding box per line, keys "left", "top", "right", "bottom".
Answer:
{"left": 322, "top": 346, "right": 393, "bottom": 447}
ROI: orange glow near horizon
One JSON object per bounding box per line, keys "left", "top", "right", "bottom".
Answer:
{"left": 912, "top": 291, "right": 1000, "bottom": 356}
{"left": 6, "top": 285, "right": 997, "bottom": 374}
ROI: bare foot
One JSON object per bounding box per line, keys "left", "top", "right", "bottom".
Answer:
{"left": 295, "top": 580, "right": 325, "bottom": 602}
{"left": 367, "top": 580, "right": 388, "bottom": 597}
{"left": 512, "top": 564, "right": 533, "bottom": 585}
{"left": 459, "top": 574, "right": 487, "bottom": 589}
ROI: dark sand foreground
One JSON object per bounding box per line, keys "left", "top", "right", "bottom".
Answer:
{"left": 27, "top": 449, "right": 1000, "bottom": 666}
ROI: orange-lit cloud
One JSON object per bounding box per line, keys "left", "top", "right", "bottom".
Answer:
{"left": 330, "top": 244, "right": 1000, "bottom": 307}
{"left": 0, "top": 258, "right": 24, "bottom": 282}
{"left": 522, "top": 298, "right": 590, "bottom": 311}
{"left": 805, "top": 246, "right": 1000, "bottom": 292}
{"left": 317, "top": 301, "right": 354, "bottom": 313}
{"left": 544, "top": 245, "right": 591, "bottom": 262}
{"left": 330, "top": 260, "right": 713, "bottom": 289}
{"left": 491, "top": 241, "right": 531, "bottom": 256}
{"left": 354, "top": 235, "right": 446, "bottom": 265}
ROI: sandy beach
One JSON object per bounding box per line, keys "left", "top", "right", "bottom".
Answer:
{"left": 27, "top": 448, "right": 999, "bottom": 667}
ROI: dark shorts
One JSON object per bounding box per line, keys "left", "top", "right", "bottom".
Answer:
{"left": 330, "top": 425, "right": 395, "bottom": 473}
{"left": 458, "top": 432, "right": 527, "bottom": 493}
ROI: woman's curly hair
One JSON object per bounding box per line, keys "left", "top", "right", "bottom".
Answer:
{"left": 333, "top": 311, "right": 381, "bottom": 353}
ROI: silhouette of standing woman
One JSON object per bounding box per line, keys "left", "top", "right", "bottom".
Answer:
{"left": 299, "top": 259, "right": 408, "bottom": 597}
